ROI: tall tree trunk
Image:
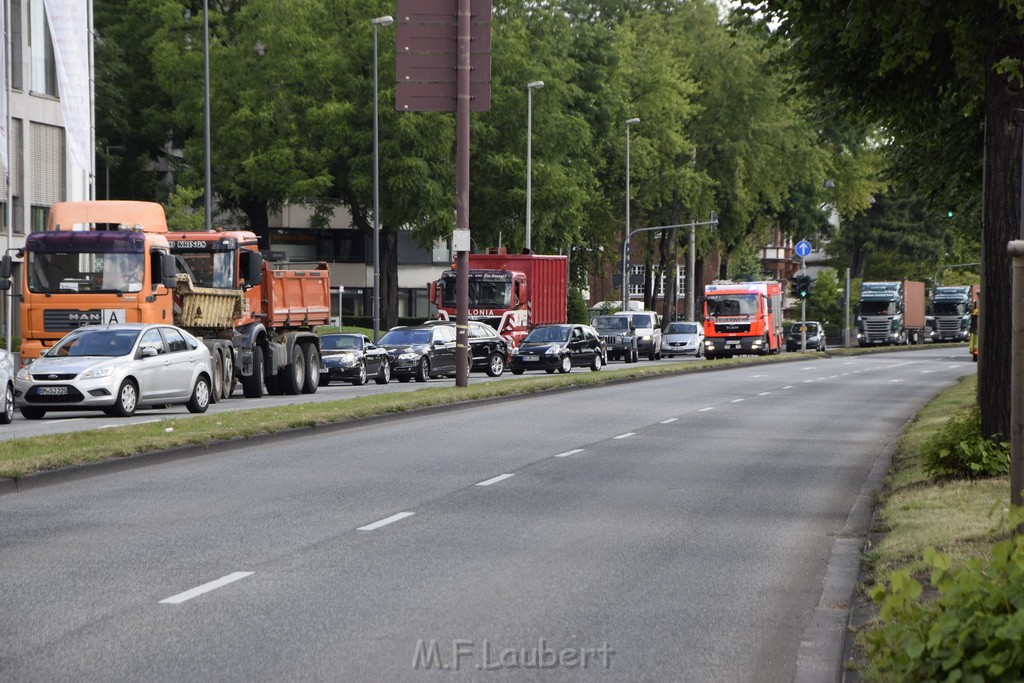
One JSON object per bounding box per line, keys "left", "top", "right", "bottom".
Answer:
{"left": 980, "top": 0, "right": 1023, "bottom": 440}
{"left": 380, "top": 227, "right": 400, "bottom": 331}
{"left": 239, "top": 196, "right": 271, "bottom": 250}
{"left": 657, "top": 226, "right": 678, "bottom": 323}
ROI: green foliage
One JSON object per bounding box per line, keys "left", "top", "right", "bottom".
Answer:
{"left": 919, "top": 407, "right": 1009, "bottom": 481}
{"left": 567, "top": 287, "right": 590, "bottom": 324}
{"left": 806, "top": 267, "right": 842, "bottom": 327}
{"left": 863, "top": 518, "right": 1024, "bottom": 682}
{"left": 163, "top": 186, "right": 205, "bottom": 231}
{"left": 0, "top": 337, "right": 20, "bottom": 352}
{"left": 726, "top": 238, "right": 769, "bottom": 281}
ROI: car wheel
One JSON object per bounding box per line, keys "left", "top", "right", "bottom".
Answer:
{"left": 558, "top": 355, "right": 572, "bottom": 374}
{"left": 110, "top": 379, "right": 139, "bottom": 417}
{"left": 590, "top": 353, "right": 602, "bottom": 372}
{"left": 512, "top": 368, "right": 524, "bottom": 375}
{"left": 648, "top": 348, "right": 657, "bottom": 361}
{"left": 375, "top": 359, "right": 391, "bottom": 385}
{"left": 277, "top": 345, "right": 306, "bottom": 395}
{"left": 415, "top": 357, "right": 430, "bottom": 382}
{"left": 210, "top": 353, "right": 223, "bottom": 404}
{"left": 352, "top": 361, "right": 368, "bottom": 386}
{"left": 398, "top": 376, "right": 411, "bottom": 383}
{"left": 301, "top": 344, "right": 320, "bottom": 394}
{"left": 242, "top": 346, "right": 265, "bottom": 398}
{"left": 186, "top": 375, "right": 211, "bottom": 414}
{"left": 20, "top": 406, "right": 46, "bottom": 420}
{"left": 486, "top": 352, "right": 505, "bottom": 377}
{"left": 319, "top": 376, "right": 331, "bottom": 387}
{"left": 0, "top": 383, "right": 13, "bottom": 424}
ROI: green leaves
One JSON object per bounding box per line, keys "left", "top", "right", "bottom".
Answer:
{"left": 919, "top": 407, "right": 1010, "bottom": 481}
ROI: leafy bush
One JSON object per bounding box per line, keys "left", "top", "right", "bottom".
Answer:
{"left": 919, "top": 406, "right": 1009, "bottom": 480}
{"left": 863, "top": 525, "right": 1024, "bottom": 681}
{"left": 567, "top": 287, "right": 590, "bottom": 324}
{"left": 0, "top": 336, "right": 20, "bottom": 351}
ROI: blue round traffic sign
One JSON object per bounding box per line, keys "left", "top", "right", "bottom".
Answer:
{"left": 795, "top": 240, "right": 812, "bottom": 258}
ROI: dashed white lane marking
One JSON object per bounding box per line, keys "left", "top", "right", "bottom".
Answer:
{"left": 841, "top": 373, "right": 850, "bottom": 376}
{"left": 758, "top": 392, "right": 772, "bottom": 396}
{"left": 948, "top": 364, "right": 962, "bottom": 369}
{"left": 660, "top": 418, "right": 679, "bottom": 424}
{"left": 477, "top": 473, "right": 515, "bottom": 487}
{"left": 699, "top": 407, "right": 715, "bottom": 412}
{"left": 159, "top": 572, "right": 254, "bottom": 605}
{"left": 358, "top": 512, "right": 415, "bottom": 531}
{"left": 731, "top": 399, "right": 744, "bottom": 403}
{"left": 555, "top": 448, "right": 584, "bottom": 458}
{"left": 921, "top": 370, "right": 933, "bottom": 374}
{"left": 804, "top": 379, "right": 814, "bottom": 383}
{"left": 890, "top": 379, "right": 904, "bottom": 383}
{"left": 750, "top": 374, "right": 767, "bottom": 378}
{"left": 783, "top": 385, "right": 794, "bottom": 389}
{"left": 829, "top": 375, "right": 839, "bottom": 379}
{"left": 613, "top": 432, "right": 636, "bottom": 439}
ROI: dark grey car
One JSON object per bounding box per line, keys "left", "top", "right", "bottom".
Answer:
{"left": 592, "top": 315, "right": 638, "bottom": 363}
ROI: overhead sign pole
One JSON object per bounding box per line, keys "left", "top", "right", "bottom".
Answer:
{"left": 795, "top": 240, "right": 812, "bottom": 352}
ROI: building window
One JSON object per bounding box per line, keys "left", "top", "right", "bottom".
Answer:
{"left": 29, "top": 0, "right": 57, "bottom": 96}
{"left": 30, "top": 205, "right": 47, "bottom": 233}
{"left": 12, "top": 0, "right": 23, "bottom": 91}
{"left": 30, "top": 122, "right": 64, "bottom": 208}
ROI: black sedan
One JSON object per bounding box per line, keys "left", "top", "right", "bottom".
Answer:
{"left": 318, "top": 334, "right": 391, "bottom": 386}
{"left": 423, "top": 320, "right": 509, "bottom": 376}
{"left": 510, "top": 324, "right": 605, "bottom": 375}
{"left": 378, "top": 324, "right": 457, "bottom": 383}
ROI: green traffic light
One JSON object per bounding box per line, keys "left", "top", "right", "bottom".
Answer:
{"left": 946, "top": 210, "right": 955, "bottom": 218}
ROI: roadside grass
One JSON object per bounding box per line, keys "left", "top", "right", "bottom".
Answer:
{"left": 0, "top": 351, "right": 822, "bottom": 480}
{"left": 863, "top": 373, "right": 1008, "bottom": 583}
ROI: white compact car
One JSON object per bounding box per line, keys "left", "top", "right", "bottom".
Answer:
{"left": 663, "top": 321, "right": 705, "bottom": 357}
{"left": 15, "top": 323, "right": 213, "bottom": 419}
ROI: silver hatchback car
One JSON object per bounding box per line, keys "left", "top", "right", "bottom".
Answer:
{"left": 15, "top": 323, "right": 213, "bottom": 419}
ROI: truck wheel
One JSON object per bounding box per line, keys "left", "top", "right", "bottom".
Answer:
{"left": 186, "top": 375, "right": 211, "bottom": 414}
{"left": 210, "top": 353, "right": 224, "bottom": 404}
{"left": 242, "top": 347, "right": 265, "bottom": 398}
{"left": 110, "top": 379, "right": 139, "bottom": 417}
{"left": 222, "top": 352, "right": 235, "bottom": 399}
{"left": 277, "top": 345, "right": 305, "bottom": 395}
{"left": 415, "top": 357, "right": 430, "bottom": 382}
{"left": 486, "top": 352, "right": 505, "bottom": 377}
{"left": 20, "top": 406, "right": 46, "bottom": 420}
{"left": 301, "top": 344, "right": 320, "bottom": 394}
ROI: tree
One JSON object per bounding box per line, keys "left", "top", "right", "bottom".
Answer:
{"left": 806, "top": 268, "right": 842, "bottom": 328}
{"left": 755, "top": 0, "right": 1023, "bottom": 440}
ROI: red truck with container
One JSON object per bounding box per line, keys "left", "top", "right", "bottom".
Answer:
{"left": 428, "top": 249, "right": 568, "bottom": 347}
{"left": 702, "top": 280, "right": 784, "bottom": 359}
{"left": 18, "top": 201, "right": 330, "bottom": 400}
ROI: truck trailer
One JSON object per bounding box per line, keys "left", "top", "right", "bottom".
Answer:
{"left": 429, "top": 249, "right": 568, "bottom": 347}
{"left": 18, "top": 201, "right": 330, "bottom": 400}
{"left": 702, "top": 281, "right": 784, "bottom": 359}
{"left": 856, "top": 280, "right": 927, "bottom": 346}
{"left": 930, "top": 285, "right": 979, "bottom": 342}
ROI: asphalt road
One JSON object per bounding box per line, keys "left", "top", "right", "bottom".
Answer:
{"left": 0, "top": 348, "right": 974, "bottom": 681}
{"left": 0, "top": 353, "right": 705, "bottom": 442}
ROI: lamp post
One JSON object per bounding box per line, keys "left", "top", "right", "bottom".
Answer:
{"left": 525, "top": 80, "right": 544, "bottom": 252}
{"left": 202, "top": 0, "right": 211, "bottom": 231}
{"left": 104, "top": 145, "right": 125, "bottom": 200}
{"left": 621, "top": 117, "right": 640, "bottom": 312}
{"left": 371, "top": 15, "right": 394, "bottom": 343}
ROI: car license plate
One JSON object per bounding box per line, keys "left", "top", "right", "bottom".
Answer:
{"left": 522, "top": 355, "right": 539, "bottom": 362}
{"left": 37, "top": 386, "right": 68, "bottom": 396}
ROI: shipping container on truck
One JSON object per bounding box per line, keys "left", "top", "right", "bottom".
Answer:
{"left": 857, "top": 280, "right": 927, "bottom": 345}
{"left": 429, "top": 250, "right": 568, "bottom": 347}
{"left": 18, "top": 201, "right": 330, "bottom": 402}
{"left": 930, "top": 284, "right": 979, "bottom": 342}
{"left": 702, "top": 280, "right": 784, "bottom": 359}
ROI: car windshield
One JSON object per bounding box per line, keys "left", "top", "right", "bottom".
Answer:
{"left": 379, "top": 329, "right": 431, "bottom": 345}
{"left": 322, "top": 335, "right": 362, "bottom": 351}
{"left": 706, "top": 295, "right": 758, "bottom": 317}
{"left": 629, "top": 314, "right": 654, "bottom": 328}
{"left": 593, "top": 316, "right": 628, "bottom": 331}
{"left": 789, "top": 323, "right": 818, "bottom": 335}
{"left": 525, "top": 326, "right": 570, "bottom": 343}
{"left": 667, "top": 323, "right": 698, "bottom": 334}
{"left": 46, "top": 329, "right": 141, "bottom": 358}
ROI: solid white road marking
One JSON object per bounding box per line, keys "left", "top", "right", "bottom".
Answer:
{"left": 660, "top": 418, "right": 679, "bottom": 424}
{"left": 613, "top": 432, "right": 636, "bottom": 439}
{"left": 357, "top": 512, "right": 415, "bottom": 531}
{"left": 699, "top": 407, "right": 715, "bottom": 412}
{"left": 554, "top": 448, "right": 584, "bottom": 458}
{"left": 476, "top": 473, "right": 515, "bottom": 487}
{"left": 159, "top": 572, "right": 254, "bottom": 605}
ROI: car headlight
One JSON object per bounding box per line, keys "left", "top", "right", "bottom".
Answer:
{"left": 16, "top": 367, "right": 30, "bottom": 381}
{"left": 545, "top": 346, "right": 560, "bottom": 355}
{"left": 336, "top": 354, "right": 357, "bottom": 367}
{"left": 398, "top": 352, "right": 420, "bottom": 361}
{"left": 80, "top": 366, "right": 116, "bottom": 380}
{"left": 639, "top": 335, "right": 651, "bottom": 341}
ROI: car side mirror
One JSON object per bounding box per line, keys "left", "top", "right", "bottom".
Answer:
{"left": 141, "top": 347, "right": 159, "bottom": 358}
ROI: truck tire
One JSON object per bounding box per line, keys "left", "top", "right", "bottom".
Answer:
{"left": 210, "top": 353, "right": 224, "bottom": 404}
{"left": 277, "top": 345, "right": 305, "bottom": 395}
{"left": 222, "top": 352, "right": 235, "bottom": 399}
{"left": 301, "top": 343, "right": 320, "bottom": 394}
{"left": 242, "top": 347, "right": 265, "bottom": 398}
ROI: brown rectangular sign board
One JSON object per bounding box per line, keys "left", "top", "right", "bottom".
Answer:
{"left": 395, "top": 81, "right": 491, "bottom": 112}
{"left": 396, "top": 53, "right": 491, "bottom": 84}
{"left": 395, "top": 0, "right": 490, "bottom": 21}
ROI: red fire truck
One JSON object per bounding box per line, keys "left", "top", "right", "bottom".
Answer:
{"left": 702, "top": 280, "right": 784, "bottom": 359}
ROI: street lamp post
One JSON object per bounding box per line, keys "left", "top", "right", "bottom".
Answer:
{"left": 621, "top": 117, "right": 640, "bottom": 312}
{"left": 525, "top": 80, "right": 544, "bottom": 252}
{"left": 104, "top": 145, "right": 125, "bottom": 200}
{"left": 371, "top": 15, "right": 394, "bottom": 343}
{"left": 203, "top": 0, "right": 212, "bottom": 231}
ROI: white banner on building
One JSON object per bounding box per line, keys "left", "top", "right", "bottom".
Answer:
{"left": 43, "top": 0, "right": 90, "bottom": 172}
{"left": 0, "top": 3, "right": 8, "bottom": 172}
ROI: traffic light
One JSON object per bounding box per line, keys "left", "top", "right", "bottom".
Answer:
{"left": 791, "top": 275, "right": 811, "bottom": 299}
{"left": 946, "top": 210, "right": 955, "bottom": 218}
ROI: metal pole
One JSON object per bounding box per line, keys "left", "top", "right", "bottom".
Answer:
{"left": 203, "top": 0, "right": 212, "bottom": 231}
{"left": 4, "top": 0, "right": 11, "bottom": 356}
{"left": 622, "top": 118, "right": 639, "bottom": 312}
{"left": 371, "top": 16, "right": 392, "bottom": 343}
{"left": 526, "top": 85, "right": 532, "bottom": 252}
{"left": 1008, "top": 240, "right": 1024, "bottom": 512}
{"left": 844, "top": 267, "right": 851, "bottom": 348}
{"left": 687, "top": 223, "right": 695, "bottom": 320}
{"left": 454, "top": 0, "right": 470, "bottom": 388}
{"left": 800, "top": 258, "right": 807, "bottom": 352}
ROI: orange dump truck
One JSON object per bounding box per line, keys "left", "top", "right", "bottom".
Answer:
{"left": 19, "top": 201, "right": 330, "bottom": 400}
